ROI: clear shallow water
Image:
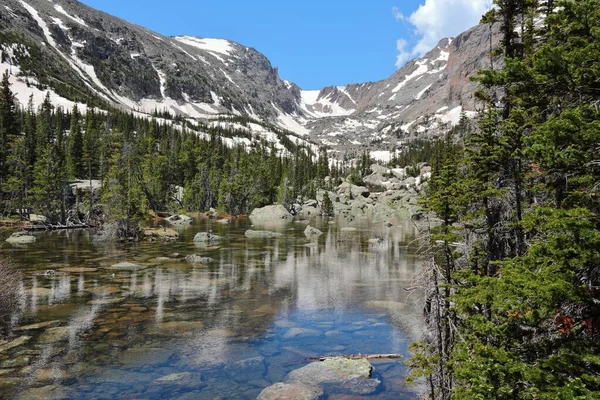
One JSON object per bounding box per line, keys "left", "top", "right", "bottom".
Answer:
{"left": 0, "top": 218, "right": 423, "bottom": 399}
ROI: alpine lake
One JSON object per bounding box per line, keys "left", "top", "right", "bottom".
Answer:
{"left": 0, "top": 217, "right": 424, "bottom": 399}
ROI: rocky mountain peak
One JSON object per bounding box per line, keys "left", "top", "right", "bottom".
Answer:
{"left": 0, "top": 0, "right": 500, "bottom": 159}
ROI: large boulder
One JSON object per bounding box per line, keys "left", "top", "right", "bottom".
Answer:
{"left": 337, "top": 182, "right": 369, "bottom": 199}
{"left": 391, "top": 168, "right": 407, "bottom": 179}
{"left": 286, "top": 357, "right": 380, "bottom": 396}
{"left": 193, "top": 232, "right": 224, "bottom": 243}
{"left": 250, "top": 205, "right": 293, "bottom": 223}
{"left": 370, "top": 164, "right": 390, "bottom": 175}
{"left": 297, "top": 205, "right": 321, "bottom": 220}
{"left": 5, "top": 232, "right": 36, "bottom": 244}
{"left": 362, "top": 174, "right": 387, "bottom": 193}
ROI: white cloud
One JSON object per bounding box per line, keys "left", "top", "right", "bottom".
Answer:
{"left": 394, "top": 0, "right": 493, "bottom": 68}
{"left": 392, "top": 6, "right": 405, "bottom": 22}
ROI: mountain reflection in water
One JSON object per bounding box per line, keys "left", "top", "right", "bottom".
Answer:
{"left": 0, "top": 218, "right": 423, "bottom": 399}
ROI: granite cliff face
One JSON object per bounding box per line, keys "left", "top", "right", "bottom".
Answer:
{"left": 0, "top": 0, "right": 499, "bottom": 157}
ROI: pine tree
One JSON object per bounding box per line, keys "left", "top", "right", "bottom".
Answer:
{"left": 67, "top": 105, "right": 83, "bottom": 179}
{"left": 0, "top": 71, "right": 19, "bottom": 215}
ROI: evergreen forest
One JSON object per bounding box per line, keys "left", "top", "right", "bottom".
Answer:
{"left": 410, "top": 1, "right": 600, "bottom": 398}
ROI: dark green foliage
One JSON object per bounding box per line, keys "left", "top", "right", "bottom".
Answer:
{"left": 411, "top": 1, "right": 600, "bottom": 398}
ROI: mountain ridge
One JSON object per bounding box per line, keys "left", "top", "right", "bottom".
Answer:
{"left": 0, "top": 0, "right": 499, "bottom": 159}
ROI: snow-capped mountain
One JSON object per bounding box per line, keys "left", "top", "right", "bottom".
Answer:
{"left": 0, "top": 0, "right": 499, "bottom": 158}
{"left": 298, "top": 25, "right": 500, "bottom": 160}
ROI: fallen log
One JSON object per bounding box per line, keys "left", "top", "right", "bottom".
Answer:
{"left": 23, "top": 223, "right": 91, "bottom": 231}
{"left": 308, "top": 354, "right": 403, "bottom": 361}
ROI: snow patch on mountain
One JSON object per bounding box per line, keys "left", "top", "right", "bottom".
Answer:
{"left": 54, "top": 4, "right": 87, "bottom": 27}
{"left": 300, "top": 89, "right": 355, "bottom": 118}
{"left": 173, "top": 36, "right": 234, "bottom": 63}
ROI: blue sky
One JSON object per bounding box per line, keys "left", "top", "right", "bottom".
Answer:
{"left": 79, "top": 0, "right": 491, "bottom": 90}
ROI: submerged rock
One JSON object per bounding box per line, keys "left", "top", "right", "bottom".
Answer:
{"left": 14, "top": 385, "right": 76, "bottom": 400}
{"left": 38, "top": 327, "right": 70, "bottom": 344}
{"left": 5, "top": 232, "right": 36, "bottom": 244}
{"left": 193, "top": 232, "right": 224, "bottom": 243}
{"left": 257, "top": 382, "right": 323, "bottom": 400}
{"left": 106, "top": 262, "right": 148, "bottom": 271}
{"left": 283, "top": 327, "right": 321, "bottom": 339}
{"left": 185, "top": 255, "right": 214, "bottom": 264}
{"left": 245, "top": 230, "right": 283, "bottom": 239}
{"left": 304, "top": 225, "right": 323, "bottom": 238}
{"left": 153, "top": 372, "right": 195, "bottom": 385}
{"left": 120, "top": 347, "right": 174, "bottom": 367}
{"left": 0, "top": 336, "right": 32, "bottom": 352}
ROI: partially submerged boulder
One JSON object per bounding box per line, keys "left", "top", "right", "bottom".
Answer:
{"left": 185, "top": 255, "right": 214, "bottom": 264}
{"left": 304, "top": 225, "right": 323, "bottom": 238}
{"left": 245, "top": 230, "right": 282, "bottom": 239}
{"left": 193, "top": 232, "right": 224, "bottom": 243}
{"left": 286, "top": 357, "right": 380, "bottom": 396}
{"left": 5, "top": 232, "right": 36, "bottom": 244}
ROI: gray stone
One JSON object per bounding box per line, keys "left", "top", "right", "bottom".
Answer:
{"left": 193, "top": 232, "right": 224, "bottom": 243}
{"left": 38, "top": 327, "right": 70, "bottom": 344}
{"left": 322, "top": 357, "right": 372, "bottom": 378}
{"left": 165, "top": 214, "right": 193, "bottom": 226}
{"left": 120, "top": 347, "right": 173, "bottom": 367}
{"left": 106, "top": 262, "right": 148, "bottom": 271}
{"left": 370, "top": 164, "right": 390, "bottom": 175}
{"left": 0, "top": 336, "right": 32, "bottom": 352}
{"left": 363, "top": 174, "right": 388, "bottom": 193}
{"left": 250, "top": 205, "right": 293, "bottom": 223}
{"left": 286, "top": 358, "right": 380, "bottom": 396}
{"left": 304, "top": 225, "right": 322, "bottom": 238}
{"left": 391, "top": 168, "right": 407, "bottom": 179}
{"left": 257, "top": 382, "right": 323, "bottom": 400}
{"left": 5, "top": 232, "right": 36, "bottom": 244}
{"left": 245, "top": 230, "right": 283, "bottom": 238}
{"left": 0, "top": 355, "right": 30, "bottom": 368}
{"left": 185, "top": 255, "right": 214, "bottom": 264}
{"left": 153, "top": 372, "right": 195, "bottom": 385}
